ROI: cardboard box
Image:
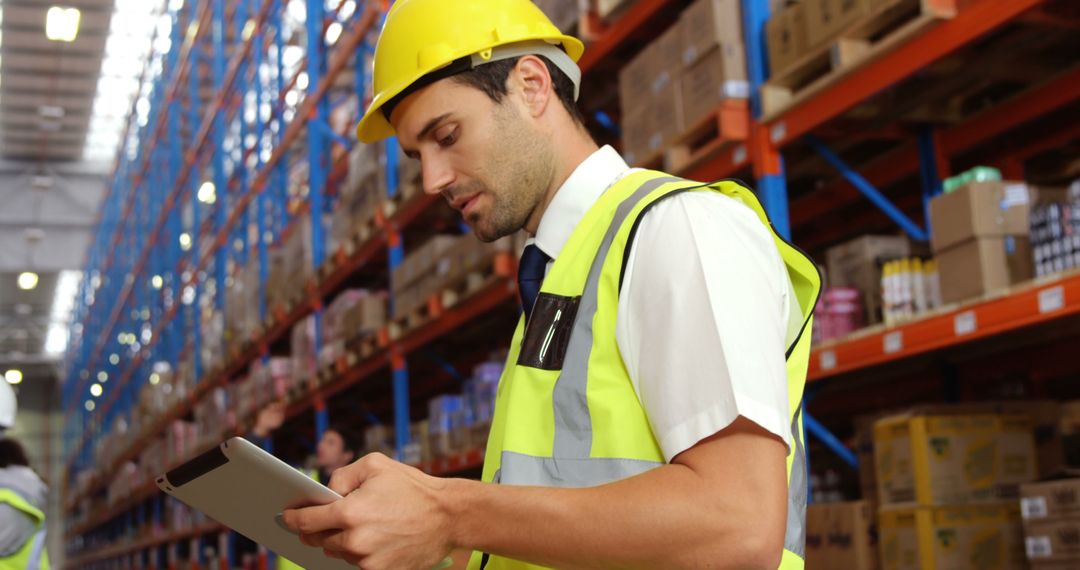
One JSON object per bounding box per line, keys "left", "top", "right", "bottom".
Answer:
{"left": 679, "top": 43, "right": 749, "bottom": 131}
{"left": 878, "top": 503, "right": 1026, "bottom": 570}
{"left": 680, "top": 0, "right": 744, "bottom": 68}
{"left": 936, "top": 236, "right": 1033, "bottom": 304}
{"left": 621, "top": 106, "right": 651, "bottom": 166}
{"left": 641, "top": 81, "right": 683, "bottom": 159}
{"left": 1024, "top": 518, "right": 1080, "bottom": 564}
{"left": 825, "top": 235, "right": 910, "bottom": 324}
{"left": 618, "top": 46, "right": 655, "bottom": 117}
{"left": 804, "top": 0, "right": 873, "bottom": 48}
{"left": 874, "top": 413, "right": 1036, "bottom": 506}
{"left": 766, "top": 3, "right": 808, "bottom": 77}
{"left": 930, "top": 181, "right": 1032, "bottom": 253}
{"left": 1022, "top": 479, "right": 1080, "bottom": 524}
{"left": 649, "top": 25, "right": 684, "bottom": 97}
{"left": 806, "top": 501, "right": 878, "bottom": 569}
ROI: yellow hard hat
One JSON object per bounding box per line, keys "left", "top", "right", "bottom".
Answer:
{"left": 355, "top": 0, "right": 585, "bottom": 143}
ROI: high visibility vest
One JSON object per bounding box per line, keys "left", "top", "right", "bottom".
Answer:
{"left": 467, "top": 171, "right": 821, "bottom": 570}
{"left": 0, "top": 488, "right": 49, "bottom": 570}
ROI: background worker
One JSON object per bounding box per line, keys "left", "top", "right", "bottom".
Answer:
{"left": 0, "top": 388, "right": 50, "bottom": 570}
{"left": 252, "top": 400, "right": 364, "bottom": 484}
{"left": 284, "top": 1, "right": 819, "bottom": 569}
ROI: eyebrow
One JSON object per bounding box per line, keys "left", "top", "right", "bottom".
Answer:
{"left": 400, "top": 112, "right": 452, "bottom": 157}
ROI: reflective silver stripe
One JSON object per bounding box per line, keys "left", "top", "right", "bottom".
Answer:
{"left": 500, "top": 451, "right": 662, "bottom": 487}
{"left": 785, "top": 401, "right": 807, "bottom": 557}
{"left": 551, "top": 175, "right": 681, "bottom": 460}
{"left": 26, "top": 529, "right": 46, "bottom": 570}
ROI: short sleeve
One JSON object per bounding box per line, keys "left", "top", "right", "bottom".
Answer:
{"left": 615, "top": 191, "right": 795, "bottom": 462}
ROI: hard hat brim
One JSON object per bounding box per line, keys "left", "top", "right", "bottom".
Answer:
{"left": 356, "top": 34, "right": 585, "bottom": 144}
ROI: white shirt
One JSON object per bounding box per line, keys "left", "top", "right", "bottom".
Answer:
{"left": 532, "top": 146, "right": 801, "bottom": 462}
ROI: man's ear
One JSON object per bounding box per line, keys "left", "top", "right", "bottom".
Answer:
{"left": 513, "top": 55, "right": 554, "bottom": 118}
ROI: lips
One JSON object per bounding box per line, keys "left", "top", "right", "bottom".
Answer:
{"left": 452, "top": 193, "right": 480, "bottom": 214}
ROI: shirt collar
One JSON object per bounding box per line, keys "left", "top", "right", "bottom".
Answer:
{"left": 532, "top": 145, "right": 630, "bottom": 260}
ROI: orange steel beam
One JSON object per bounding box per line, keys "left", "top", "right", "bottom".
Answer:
{"left": 769, "top": 0, "right": 1047, "bottom": 148}
{"left": 789, "top": 64, "right": 1080, "bottom": 229}
{"left": 808, "top": 271, "right": 1080, "bottom": 381}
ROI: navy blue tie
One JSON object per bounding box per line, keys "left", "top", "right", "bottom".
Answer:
{"left": 517, "top": 244, "right": 550, "bottom": 323}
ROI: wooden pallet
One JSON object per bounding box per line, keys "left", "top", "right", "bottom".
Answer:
{"left": 633, "top": 99, "right": 749, "bottom": 175}
{"left": 388, "top": 252, "right": 514, "bottom": 340}
{"left": 761, "top": 0, "right": 956, "bottom": 120}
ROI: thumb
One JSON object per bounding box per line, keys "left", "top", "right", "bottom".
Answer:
{"left": 327, "top": 452, "right": 389, "bottom": 496}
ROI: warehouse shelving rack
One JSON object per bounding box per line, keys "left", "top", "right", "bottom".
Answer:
{"left": 61, "top": 0, "right": 1078, "bottom": 567}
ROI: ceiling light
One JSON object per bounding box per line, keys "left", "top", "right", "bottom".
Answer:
{"left": 197, "top": 181, "right": 216, "bottom": 204}
{"left": 32, "top": 176, "right": 54, "bottom": 190}
{"left": 17, "top": 272, "right": 39, "bottom": 290}
{"left": 4, "top": 370, "right": 22, "bottom": 385}
{"left": 90, "top": 383, "right": 103, "bottom": 397}
{"left": 325, "top": 22, "right": 342, "bottom": 45}
{"left": 85, "top": 400, "right": 95, "bottom": 412}
{"left": 179, "top": 232, "right": 192, "bottom": 250}
{"left": 38, "top": 106, "right": 64, "bottom": 119}
{"left": 149, "top": 372, "right": 160, "bottom": 385}
{"left": 151, "top": 275, "right": 163, "bottom": 289}
{"left": 97, "top": 371, "right": 108, "bottom": 382}
{"left": 46, "top": 7, "right": 81, "bottom": 42}
{"left": 109, "top": 353, "right": 119, "bottom": 365}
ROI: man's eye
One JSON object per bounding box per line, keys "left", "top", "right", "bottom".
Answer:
{"left": 437, "top": 128, "right": 458, "bottom": 147}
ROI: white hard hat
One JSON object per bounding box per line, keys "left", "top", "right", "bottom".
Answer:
{"left": 0, "top": 380, "right": 15, "bottom": 430}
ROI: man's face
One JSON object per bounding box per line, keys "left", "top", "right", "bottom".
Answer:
{"left": 390, "top": 75, "right": 554, "bottom": 241}
{"left": 316, "top": 430, "right": 353, "bottom": 470}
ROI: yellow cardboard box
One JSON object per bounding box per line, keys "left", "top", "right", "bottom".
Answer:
{"left": 879, "top": 503, "right": 1026, "bottom": 570}
{"left": 874, "top": 413, "right": 1036, "bottom": 506}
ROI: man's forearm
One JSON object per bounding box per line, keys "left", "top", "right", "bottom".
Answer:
{"left": 443, "top": 461, "right": 784, "bottom": 570}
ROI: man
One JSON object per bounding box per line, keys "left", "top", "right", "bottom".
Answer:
{"left": 284, "top": 1, "right": 820, "bottom": 569}
{"left": 0, "top": 437, "right": 50, "bottom": 570}
{"left": 252, "top": 401, "right": 363, "bottom": 483}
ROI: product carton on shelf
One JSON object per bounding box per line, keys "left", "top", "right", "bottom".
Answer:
{"left": 878, "top": 503, "right": 1026, "bottom": 570}
{"left": 618, "top": 44, "right": 655, "bottom": 118}
{"left": 766, "top": 3, "right": 808, "bottom": 77}
{"left": 1021, "top": 478, "right": 1080, "bottom": 567}
{"left": 873, "top": 412, "right": 1036, "bottom": 507}
{"left": 803, "top": 0, "right": 873, "bottom": 49}
{"left": 291, "top": 315, "right": 318, "bottom": 384}
{"left": 681, "top": 0, "right": 745, "bottom": 69}
{"left": 1062, "top": 400, "right": 1080, "bottom": 468}
{"left": 825, "top": 234, "right": 910, "bottom": 325}
{"left": 678, "top": 43, "right": 749, "bottom": 132}
{"left": 806, "top": 500, "right": 878, "bottom": 569}
{"left": 930, "top": 181, "right": 1035, "bottom": 303}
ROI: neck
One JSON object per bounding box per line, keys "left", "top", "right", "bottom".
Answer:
{"left": 524, "top": 127, "right": 599, "bottom": 235}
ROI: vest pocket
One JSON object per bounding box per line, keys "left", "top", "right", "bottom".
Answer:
{"left": 517, "top": 293, "right": 580, "bottom": 370}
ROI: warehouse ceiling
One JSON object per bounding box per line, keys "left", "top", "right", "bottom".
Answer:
{"left": 0, "top": 0, "right": 165, "bottom": 376}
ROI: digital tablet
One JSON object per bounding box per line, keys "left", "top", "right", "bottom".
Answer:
{"left": 157, "top": 436, "right": 354, "bottom": 570}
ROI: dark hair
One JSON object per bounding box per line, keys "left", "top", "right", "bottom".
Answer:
{"left": 452, "top": 55, "right": 585, "bottom": 125}
{"left": 326, "top": 424, "right": 363, "bottom": 459}
{"left": 0, "top": 438, "right": 30, "bottom": 469}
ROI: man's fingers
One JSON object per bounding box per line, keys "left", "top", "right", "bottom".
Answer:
{"left": 328, "top": 452, "right": 391, "bottom": 496}
{"left": 299, "top": 529, "right": 337, "bottom": 548}
{"left": 281, "top": 502, "right": 342, "bottom": 534}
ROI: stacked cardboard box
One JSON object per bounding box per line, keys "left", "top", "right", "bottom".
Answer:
{"left": 874, "top": 411, "right": 1036, "bottom": 569}
{"left": 225, "top": 260, "right": 261, "bottom": 352}
{"left": 620, "top": 0, "right": 747, "bottom": 164}
{"left": 1021, "top": 478, "right": 1080, "bottom": 569}
{"left": 929, "top": 181, "right": 1034, "bottom": 304}
{"left": 825, "top": 235, "right": 910, "bottom": 325}
{"left": 806, "top": 501, "right": 878, "bottom": 569}
{"left": 392, "top": 234, "right": 514, "bottom": 319}
{"left": 1062, "top": 401, "right": 1080, "bottom": 468}
{"left": 766, "top": 2, "right": 808, "bottom": 77}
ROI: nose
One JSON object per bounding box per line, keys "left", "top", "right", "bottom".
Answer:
{"left": 420, "top": 153, "right": 455, "bottom": 196}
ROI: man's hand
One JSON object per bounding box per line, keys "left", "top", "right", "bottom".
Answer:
{"left": 253, "top": 400, "right": 287, "bottom": 438}
{"left": 282, "top": 452, "right": 455, "bottom": 570}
